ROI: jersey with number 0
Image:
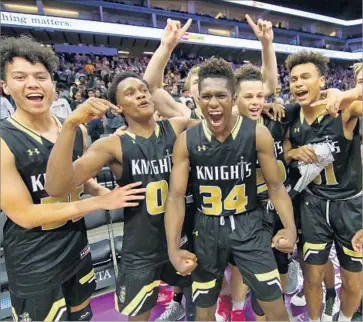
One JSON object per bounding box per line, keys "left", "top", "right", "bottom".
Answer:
{"left": 187, "top": 116, "right": 257, "bottom": 216}
{"left": 289, "top": 109, "right": 362, "bottom": 199}
{"left": 0, "top": 116, "right": 88, "bottom": 297}
{"left": 256, "top": 116, "right": 289, "bottom": 201}
{"left": 117, "top": 121, "right": 175, "bottom": 270}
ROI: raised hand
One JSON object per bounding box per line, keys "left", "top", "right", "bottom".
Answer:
{"left": 98, "top": 182, "right": 146, "bottom": 210}
{"left": 263, "top": 102, "right": 285, "bottom": 121}
{"left": 67, "top": 98, "right": 120, "bottom": 126}
{"left": 169, "top": 249, "right": 197, "bottom": 276}
{"left": 245, "top": 14, "right": 274, "bottom": 45}
{"left": 161, "top": 18, "right": 192, "bottom": 50}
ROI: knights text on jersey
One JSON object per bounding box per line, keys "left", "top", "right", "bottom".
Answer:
{"left": 117, "top": 121, "right": 176, "bottom": 270}
{"left": 187, "top": 116, "right": 257, "bottom": 216}
{"left": 289, "top": 109, "right": 362, "bottom": 199}
{"left": 0, "top": 117, "right": 89, "bottom": 297}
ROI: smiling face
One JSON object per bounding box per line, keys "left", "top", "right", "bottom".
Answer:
{"left": 236, "top": 80, "right": 265, "bottom": 120}
{"left": 2, "top": 57, "right": 55, "bottom": 115}
{"left": 289, "top": 62, "right": 325, "bottom": 107}
{"left": 198, "top": 77, "right": 235, "bottom": 135}
{"left": 116, "top": 77, "right": 154, "bottom": 122}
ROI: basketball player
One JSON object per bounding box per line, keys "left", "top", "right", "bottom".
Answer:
{"left": 164, "top": 57, "right": 296, "bottom": 321}
{"left": 144, "top": 17, "right": 279, "bottom": 321}
{"left": 0, "top": 37, "right": 146, "bottom": 321}
{"left": 285, "top": 51, "right": 362, "bottom": 321}
{"left": 45, "top": 71, "right": 201, "bottom": 321}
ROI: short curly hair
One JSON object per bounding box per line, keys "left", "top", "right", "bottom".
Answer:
{"left": 285, "top": 50, "right": 329, "bottom": 76}
{"left": 198, "top": 58, "right": 236, "bottom": 95}
{"left": 235, "top": 64, "right": 263, "bottom": 88}
{"left": 0, "top": 36, "right": 59, "bottom": 80}
{"left": 107, "top": 72, "right": 149, "bottom": 105}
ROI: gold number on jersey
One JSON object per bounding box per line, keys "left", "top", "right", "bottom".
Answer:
{"left": 313, "top": 164, "right": 338, "bottom": 186}
{"left": 256, "top": 160, "right": 287, "bottom": 194}
{"left": 146, "top": 180, "right": 168, "bottom": 215}
{"left": 41, "top": 185, "right": 84, "bottom": 230}
{"left": 200, "top": 184, "right": 248, "bottom": 215}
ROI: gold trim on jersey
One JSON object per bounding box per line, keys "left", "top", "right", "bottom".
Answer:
{"left": 254, "top": 269, "right": 280, "bottom": 282}
{"left": 121, "top": 280, "right": 161, "bottom": 316}
{"left": 114, "top": 292, "right": 121, "bottom": 312}
{"left": 8, "top": 117, "right": 43, "bottom": 144}
{"left": 195, "top": 108, "right": 204, "bottom": 120}
{"left": 343, "top": 246, "right": 362, "bottom": 258}
{"left": 257, "top": 116, "right": 264, "bottom": 125}
{"left": 79, "top": 268, "right": 95, "bottom": 285}
{"left": 303, "top": 242, "right": 327, "bottom": 257}
{"left": 202, "top": 120, "right": 212, "bottom": 142}
{"left": 11, "top": 307, "right": 18, "bottom": 321}
{"left": 201, "top": 116, "right": 242, "bottom": 142}
{"left": 44, "top": 298, "right": 67, "bottom": 321}
{"left": 125, "top": 123, "right": 160, "bottom": 140}
{"left": 231, "top": 116, "right": 243, "bottom": 140}
{"left": 192, "top": 279, "right": 216, "bottom": 301}
{"left": 299, "top": 109, "right": 325, "bottom": 125}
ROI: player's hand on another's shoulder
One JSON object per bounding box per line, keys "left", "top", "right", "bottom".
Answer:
{"left": 272, "top": 228, "right": 297, "bottom": 253}
{"left": 97, "top": 181, "right": 146, "bottom": 210}
{"left": 169, "top": 249, "right": 197, "bottom": 276}
{"left": 263, "top": 102, "right": 285, "bottom": 121}
{"left": 290, "top": 145, "right": 317, "bottom": 164}
{"left": 67, "top": 98, "right": 120, "bottom": 126}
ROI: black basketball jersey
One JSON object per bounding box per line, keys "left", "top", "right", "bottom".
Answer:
{"left": 0, "top": 116, "right": 88, "bottom": 297}
{"left": 187, "top": 116, "right": 257, "bottom": 216}
{"left": 190, "top": 108, "right": 204, "bottom": 120}
{"left": 117, "top": 121, "right": 175, "bottom": 270}
{"left": 256, "top": 116, "right": 289, "bottom": 201}
{"left": 289, "top": 108, "right": 362, "bottom": 199}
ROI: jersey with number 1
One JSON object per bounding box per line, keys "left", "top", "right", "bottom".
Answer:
{"left": 117, "top": 121, "right": 175, "bottom": 270}
{"left": 187, "top": 116, "right": 257, "bottom": 216}
{"left": 289, "top": 108, "right": 362, "bottom": 199}
{"left": 0, "top": 116, "right": 87, "bottom": 297}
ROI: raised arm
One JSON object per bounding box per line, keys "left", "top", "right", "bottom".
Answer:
{"left": 165, "top": 131, "right": 197, "bottom": 275}
{"left": 256, "top": 125, "right": 296, "bottom": 252}
{"left": 152, "top": 88, "right": 192, "bottom": 118}
{"left": 246, "top": 14, "right": 278, "bottom": 96}
{"left": 1, "top": 139, "right": 145, "bottom": 229}
{"left": 143, "top": 18, "right": 192, "bottom": 92}
{"left": 46, "top": 98, "right": 121, "bottom": 196}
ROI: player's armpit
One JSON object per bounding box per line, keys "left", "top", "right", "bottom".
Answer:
{"left": 152, "top": 88, "right": 191, "bottom": 118}
{"left": 169, "top": 117, "right": 200, "bottom": 134}
{"left": 165, "top": 132, "right": 190, "bottom": 254}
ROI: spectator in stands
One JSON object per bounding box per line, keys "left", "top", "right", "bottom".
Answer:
{"left": 50, "top": 90, "right": 72, "bottom": 119}
{"left": 0, "top": 92, "right": 14, "bottom": 120}
{"left": 170, "top": 83, "right": 180, "bottom": 101}
{"left": 70, "top": 91, "right": 83, "bottom": 111}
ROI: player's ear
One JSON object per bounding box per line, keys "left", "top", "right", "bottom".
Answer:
{"left": 232, "top": 93, "right": 237, "bottom": 106}
{"left": 1, "top": 80, "right": 10, "bottom": 96}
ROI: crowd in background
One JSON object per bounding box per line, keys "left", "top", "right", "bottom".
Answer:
{"left": 0, "top": 51, "right": 357, "bottom": 140}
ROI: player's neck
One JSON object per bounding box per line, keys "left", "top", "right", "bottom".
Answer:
{"left": 12, "top": 109, "right": 55, "bottom": 134}
{"left": 213, "top": 114, "right": 239, "bottom": 142}
{"left": 127, "top": 117, "right": 157, "bottom": 138}
{"left": 301, "top": 103, "right": 326, "bottom": 123}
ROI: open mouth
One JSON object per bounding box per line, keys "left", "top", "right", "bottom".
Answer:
{"left": 208, "top": 111, "right": 224, "bottom": 127}
{"left": 138, "top": 101, "right": 149, "bottom": 108}
{"left": 295, "top": 90, "right": 308, "bottom": 101}
{"left": 26, "top": 93, "right": 44, "bottom": 103}
{"left": 248, "top": 107, "right": 261, "bottom": 118}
